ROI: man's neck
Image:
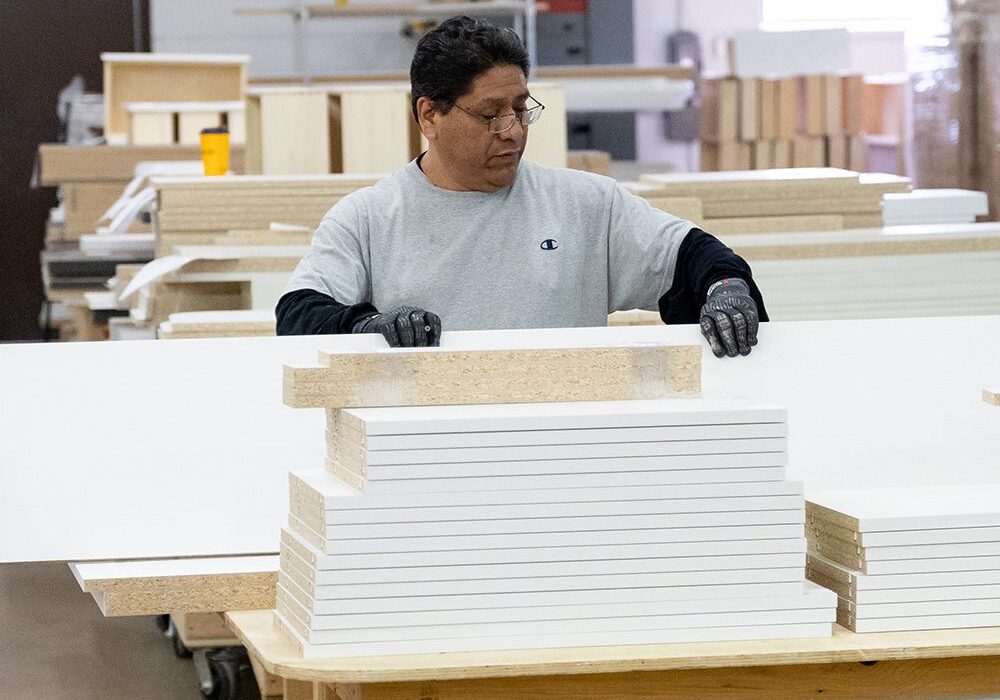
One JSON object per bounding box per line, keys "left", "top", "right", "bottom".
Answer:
{"left": 419, "top": 150, "right": 503, "bottom": 193}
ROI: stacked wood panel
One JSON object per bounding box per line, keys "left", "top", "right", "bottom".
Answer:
{"left": 700, "top": 75, "right": 865, "bottom": 173}
{"left": 634, "top": 168, "right": 910, "bottom": 234}
{"left": 274, "top": 343, "right": 836, "bottom": 657}
{"left": 806, "top": 485, "right": 1000, "bottom": 633}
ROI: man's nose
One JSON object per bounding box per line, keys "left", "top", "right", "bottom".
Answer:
{"left": 497, "top": 118, "right": 525, "bottom": 141}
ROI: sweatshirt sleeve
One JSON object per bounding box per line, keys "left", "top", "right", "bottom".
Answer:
{"left": 657, "top": 227, "right": 769, "bottom": 325}
{"left": 606, "top": 183, "right": 697, "bottom": 313}
{"left": 275, "top": 289, "right": 378, "bottom": 336}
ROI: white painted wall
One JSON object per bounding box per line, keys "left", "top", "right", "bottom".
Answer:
{"left": 151, "top": 0, "right": 422, "bottom": 78}
{"left": 632, "top": 0, "right": 763, "bottom": 168}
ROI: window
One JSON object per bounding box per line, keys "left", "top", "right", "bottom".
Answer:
{"left": 761, "top": 0, "right": 949, "bottom": 37}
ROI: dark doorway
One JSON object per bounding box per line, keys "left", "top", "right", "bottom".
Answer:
{"left": 0, "top": 1, "right": 149, "bottom": 341}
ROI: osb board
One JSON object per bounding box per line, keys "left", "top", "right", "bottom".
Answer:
{"left": 639, "top": 168, "right": 861, "bottom": 201}
{"left": 37, "top": 144, "right": 246, "bottom": 185}
{"left": 702, "top": 196, "right": 881, "bottom": 219}
{"left": 283, "top": 345, "right": 701, "bottom": 409}
{"left": 704, "top": 215, "right": 844, "bottom": 235}
{"left": 984, "top": 388, "right": 1000, "bottom": 406}
{"left": 731, "top": 233, "right": 1000, "bottom": 262}
{"left": 215, "top": 230, "right": 313, "bottom": 246}
{"left": 225, "top": 608, "right": 1000, "bottom": 685}
{"left": 87, "top": 572, "right": 276, "bottom": 617}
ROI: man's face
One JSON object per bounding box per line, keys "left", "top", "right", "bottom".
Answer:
{"left": 429, "top": 64, "right": 530, "bottom": 192}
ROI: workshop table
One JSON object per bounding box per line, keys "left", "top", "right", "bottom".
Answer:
{"left": 226, "top": 610, "right": 1000, "bottom": 699}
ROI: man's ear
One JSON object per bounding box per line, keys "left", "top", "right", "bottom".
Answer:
{"left": 416, "top": 96, "right": 440, "bottom": 141}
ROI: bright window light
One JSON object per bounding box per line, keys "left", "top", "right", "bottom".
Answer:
{"left": 761, "top": 0, "right": 949, "bottom": 36}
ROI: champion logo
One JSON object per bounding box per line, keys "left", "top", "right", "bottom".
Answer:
{"left": 540, "top": 239, "right": 559, "bottom": 251}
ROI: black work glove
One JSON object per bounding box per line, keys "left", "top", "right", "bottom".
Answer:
{"left": 699, "top": 278, "right": 759, "bottom": 358}
{"left": 352, "top": 306, "right": 442, "bottom": 347}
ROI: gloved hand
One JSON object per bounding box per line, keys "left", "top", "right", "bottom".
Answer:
{"left": 699, "top": 278, "right": 759, "bottom": 358}
{"left": 352, "top": 306, "right": 442, "bottom": 347}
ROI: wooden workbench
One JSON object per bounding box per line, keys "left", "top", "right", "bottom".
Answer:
{"left": 226, "top": 610, "right": 1000, "bottom": 699}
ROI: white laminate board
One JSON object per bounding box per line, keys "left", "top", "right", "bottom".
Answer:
{"left": 808, "top": 552, "right": 1000, "bottom": 590}
{"left": 282, "top": 537, "right": 807, "bottom": 571}
{"left": 284, "top": 522, "right": 807, "bottom": 556}
{"left": 282, "top": 606, "right": 834, "bottom": 645}
{"left": 349, "top": 468, "right": 788, "bottom": 494}
{"left": 359, "top": 453, "right": 788, "bottom": 481}
{"left": 883, "top": 190, "right": 988, "bottom": 218}
{"left": 862, "top": 555, "right": 1000, "bottom": 576}
{"left": 341, "top": 399, "right": 786, "bottom": 435}
{"left": 282, "top": 583, "right": 834, "bottom": 631}
{"left": 280, "top": 572, "right": 807, "bottom": 615}
{"left": 319, "top": 508, "right": 804, "bottom": 539}
{"left": 317, "top": 495, "right": 804, "bottom": 527}
{"left": 850, "top": 613, "right": 1000, "bottom": 633}
{"left": 294, "top": 567, "right": 807, "bottom": 601}
{"left": 856, "top": 526, "right": 1000, "bottom": 548}
{"left": 280, "top": 616, "right": 832, "bottom": 658}
{"left": 359, "top": 422, "right": 787, "bottom": 451}
{"left": 864, "top": 541, "right": 1000, "bottom": 561}
{"left": 4, "top": 318, "right": 1000, "bottom": 562}
{"left": 809, "top": 484, "right": 1000, "bottom": 531}
{"left": 294, "top": 469, "right": 802, "bottom": 509}
{"left": 852, "top": 584, "right": 1000, "bottom": 605}
{"left": 850, "top": 598, "right": 1000, "bottom": 619}
{"left": 70, "top": 555, "right": 277, "bottom": 590}
{"left": 283, "top": 551, "right": 807, "bottom": 587}
{"left": 359, "top": 437, "right": 788, "bottom": 467}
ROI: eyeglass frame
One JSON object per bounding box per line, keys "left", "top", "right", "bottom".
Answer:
{"left": 444, "top": 94, "right": 545, "bottom": 134}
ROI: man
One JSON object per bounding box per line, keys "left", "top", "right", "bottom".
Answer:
{"left": 276, "top": 16, "right": 766, "bottom": 358}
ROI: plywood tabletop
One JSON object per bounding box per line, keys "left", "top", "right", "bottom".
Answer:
{"left": 225, "top": 609, "right": 1000, "bottom": 684}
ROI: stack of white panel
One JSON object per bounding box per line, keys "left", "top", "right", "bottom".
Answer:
{"left": 806, "top": 484, "right": 1000, "bottom": 633}
{"left": 277, "top": 398, "right": 836, "bottom": 658}
{"left": 883, "top": 189, "right": 988, "bottom": 226}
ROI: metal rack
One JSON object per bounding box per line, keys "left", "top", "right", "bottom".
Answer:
{"left": 236, "top": 1, "right": 539, "bottom": 83}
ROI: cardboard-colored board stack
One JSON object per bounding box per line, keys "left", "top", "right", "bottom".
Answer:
{"left": 700, "top": 75, "right": 865, "bottom": 173}
{"left": 150, "top": 173, "right": 381, "bottom": 256}
{"left": 280, "top": 398, "right": 835, "bottom": 658}
{"left": 806, "top": 485, "right": 1000, "bottom": 633}
{"left": 636, "top": 168, "right": 910, "bottom": 234}
{"left": 37, "top": 144, "right": 245, "bottom": 243}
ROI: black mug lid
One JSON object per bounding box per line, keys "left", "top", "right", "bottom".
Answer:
{"left": 200, "top": 126, "right": 229, "bottom": 134}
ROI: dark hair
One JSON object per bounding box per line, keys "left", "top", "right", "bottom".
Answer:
{"left": 410, "top": 15, "right": 529, "bottom": 121}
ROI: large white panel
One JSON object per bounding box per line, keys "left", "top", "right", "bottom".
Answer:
{"left": 2, "top": 317, "right": 1000, "bottom": 562}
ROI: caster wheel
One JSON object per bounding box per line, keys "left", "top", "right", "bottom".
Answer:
{"left": 201, "top": 647, "right": 259, "bottom": 700}
{"left": 154, "top": 614, "right": 170, "bottom": 634}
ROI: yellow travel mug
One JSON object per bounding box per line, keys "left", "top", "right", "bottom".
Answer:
{"left": 200, "top": 126, "right": 230, "bottom": 176}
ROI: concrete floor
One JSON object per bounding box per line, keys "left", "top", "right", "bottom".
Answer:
{"left": 0, "top": 562, "right": 202, "bottom": 699}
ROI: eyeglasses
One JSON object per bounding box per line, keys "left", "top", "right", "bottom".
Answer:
{"left": 447, "top": 95, "right": 545, "bottom": 134}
